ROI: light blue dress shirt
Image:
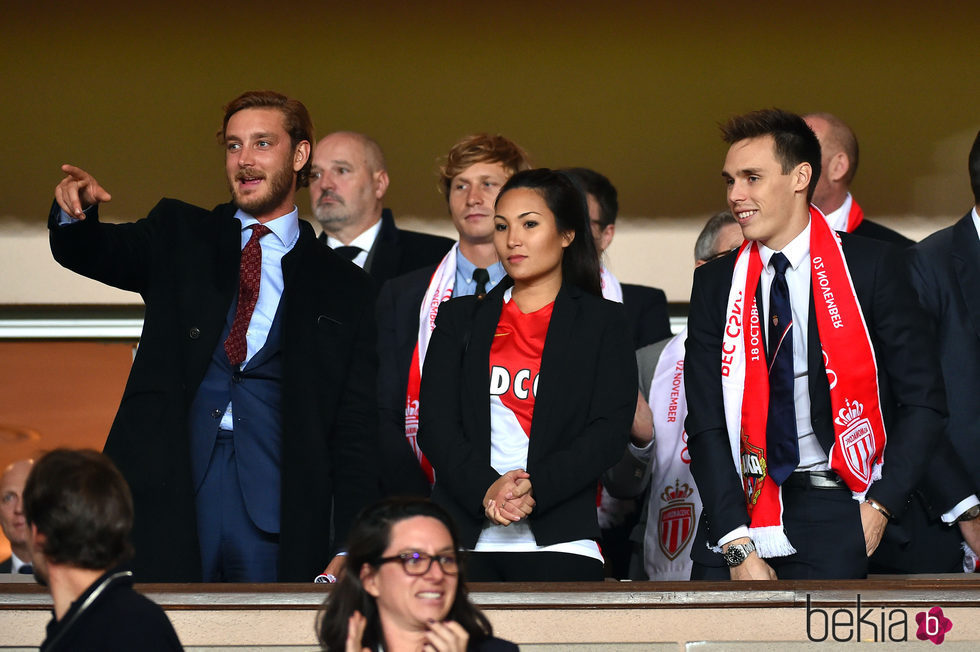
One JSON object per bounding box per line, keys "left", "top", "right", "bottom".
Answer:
{"left": 453, "top": 251, "right": 505, "bottom": 297}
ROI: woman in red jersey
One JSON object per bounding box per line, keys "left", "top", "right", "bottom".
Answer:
{"left": 419, "top": 169, "right": 637, "bottom": 581}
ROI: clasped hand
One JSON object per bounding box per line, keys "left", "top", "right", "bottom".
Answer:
{"left": 483, "top": 469, "right": 535, "bottom": 526}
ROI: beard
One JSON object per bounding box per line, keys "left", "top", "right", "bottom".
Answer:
{"left": 312, "top": 191, "right": 351, "bottom": 230}
{"left": 230, "top": 161, "right": 295, "bottom": 218}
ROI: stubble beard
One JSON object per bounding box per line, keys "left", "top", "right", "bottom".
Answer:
{"left": 231, "top": 162, "right": 295, "bottom": 218}
{"left": 313, "top": 194, "right": 351, "bottom": 233}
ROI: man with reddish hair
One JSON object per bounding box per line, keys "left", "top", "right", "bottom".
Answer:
{"left": 49, "top": 91, "right": 378, "bottom": 583}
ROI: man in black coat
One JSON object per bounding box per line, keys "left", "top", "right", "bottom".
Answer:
{"left": 900, "top": 130, "right": 980, "bottom": 571}
{"left": 803, "top": 112, "right": 915, "bottom": 246}
{"left": 685, "top": 109, "right": 945, "bottom": 580}
{"left": 562, "top": 167, "right": 672, "bottom": 349}
{"left": 25, "top": 449, "right": 182, "bottom": 651}
{"left": 310, "top": 131, "right": 453, "bottom": 286}
{"left": 48, "top": 91, "right": 378, "bottom": 582}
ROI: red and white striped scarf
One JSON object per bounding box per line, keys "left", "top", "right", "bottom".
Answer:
{"left": 404, "top": 244, "right": 458, "bottom": 485}
{"left": 720, "top": 207, "right": 886, "bottom": 557}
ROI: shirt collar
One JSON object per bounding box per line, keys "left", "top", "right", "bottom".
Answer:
{"left": 972, "top": 206, "right": 980, "bottom": 242}
{"left": 234, "top": 206, "right": 300, "bottom": 249}
{"left": 456, "top": 250, "right": 506, "bottom": 284}
{"left": 325, "top": 218, "right": 382, "bottom": 252}
{"left": 822, "top": 193, "right": 852, "bottom": 233}
{"left": 10, "top": 551, "right": 28, "bottom": 573}
{"left": 759, "top": 218, "right": 811, "bottom": 272}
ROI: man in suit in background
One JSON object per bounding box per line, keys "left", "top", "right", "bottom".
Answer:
{"left": 604, "top": 211, "right": 742, "bottom": 580}
{"left": 560, "top": 167, "right": 672, "bottom": 576}
{"left": 49, "top": 91, "right": 378, "bottom": 582}
{"left": 563, "top": 167, "right": 673, "bottom": 348}
{"left": 375, "top": 134, "right": 531, "bottom": 498}
{"left": 685, "top": 109, "right": 945, "bottom": 580}
{"left": 900, "top": 130, "right": 980, "bottom": 571}
{"left": 803, "top": 112, "right": 914, "bottom": 246}
{"left": 0, "top": 459, "right": 34, "bottom": 574}
{"left": 310, "top": 131, "right": 453, "bottom": 286}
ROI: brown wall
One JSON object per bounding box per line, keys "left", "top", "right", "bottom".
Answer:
{"left": 3, "top": 1, "right": 978, "bottom": 226}
{"left": 0, "top": 341, "right": 134, "bottom": 557}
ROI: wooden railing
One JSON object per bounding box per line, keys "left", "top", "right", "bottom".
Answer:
{"left": 3, "top": 576, "right": 980, "bottom": 648}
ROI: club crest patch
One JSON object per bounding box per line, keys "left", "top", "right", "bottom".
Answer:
{"left": 740, "top": 432, "right": 766, "bottom": 506}
{"left": 836, "top": 399, "right": 876, "bottom": 485}
{"left": 658, "top": 480, "right": 695, "bottom": 560}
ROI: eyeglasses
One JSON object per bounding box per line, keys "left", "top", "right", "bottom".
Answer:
{"left": 376, "top": 551, "right": 459, "bottom": 576}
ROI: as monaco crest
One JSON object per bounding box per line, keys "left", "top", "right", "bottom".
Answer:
{"left": 836, "top": 399, "right": 876, "bottom": 485}
{"left": 658, "top": 480, "right": 695, "bottom": 560}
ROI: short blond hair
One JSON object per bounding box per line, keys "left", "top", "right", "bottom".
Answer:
{"left": 438, "top": 133, "right": 531, "bottom": 199}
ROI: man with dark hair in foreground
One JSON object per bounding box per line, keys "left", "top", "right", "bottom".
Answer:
{"left": 25, "top": 449, "right": 182, "bottom": 651}
{"left": 685, "top": 109, "right": 945, "bottom": 580}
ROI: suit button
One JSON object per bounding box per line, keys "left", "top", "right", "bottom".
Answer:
{"left": 232, "top": 372, "right": 243, "bottom": 384}
{"left": 211, "top": 409, "right": 223, "bottom": 419}
{"left": 189, "top": 327, "right": 201, "bottom": 339}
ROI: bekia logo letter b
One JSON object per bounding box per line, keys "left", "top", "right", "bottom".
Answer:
{"left": 916, "top": 606, "right": 952, "bottom": 645}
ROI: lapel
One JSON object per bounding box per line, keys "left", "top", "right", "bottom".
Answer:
{"left": 951, "top": 213, "right": 980, "bottom": 341}
{"left": 526, "top": 283, "right": 579, "bottom": 456}
{"left": 181, "top": 203, "right": 241, "bottom": 396}
{"left": 280, "top": 220, "right": 319, "bottom": 335}
{"left": 465, "top": 282, "right": 507, "bottom": 447}
{"left": 365, "top": 209, "right": 399, "bottom": 282}
{"left": 201, "top": 203, "right": 241, "bottom": 317}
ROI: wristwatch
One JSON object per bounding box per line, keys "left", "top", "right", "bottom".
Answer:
{"left": 723, "top": 541, "right": 756, "bottom": 567}
{"left": 957, "top": 505, "right": 980, "bottom": 522}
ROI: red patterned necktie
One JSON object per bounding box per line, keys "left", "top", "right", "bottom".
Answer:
{"left": 224, "top": 224, "right": 271, "bottom": 367}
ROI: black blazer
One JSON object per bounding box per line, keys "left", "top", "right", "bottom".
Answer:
{"left": 910, "top": 213, "right": 980, "bottom": 493}
{"left": 684, "top": 232, "right": 946, "bottom": 550}
{"left": 418, "top": 280, "right": 637, "bottom": 547}
{"left": 621, "top": 283, "right": 673, "bottom": 349}
{"left": 0, "top": 556, "right": 11, "bottom": 573}
{"left": 319, "top": 209, "right": 454, "bottom": 288}
{"left": 852, "top": 218, "right": 915, "bottom": 247}
{"left": 375, "top": 263, "right": 441, "bottom": 497}
{"left": 49, "top": 199, "right": 379, "bottom": 582}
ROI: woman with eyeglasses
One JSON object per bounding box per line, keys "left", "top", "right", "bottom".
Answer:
{"left": 417, "top": 169, "right": 637, "bottom": 581}
{"left": 317, "top": 497, "right": 517, "bottom": 651}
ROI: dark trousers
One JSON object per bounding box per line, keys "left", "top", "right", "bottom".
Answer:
{"left": 692, "top": 481, "right": 867, "bottom": 580}
{"left": 196, "top": 430, "right": 280, "bottom": 582}
{"left": 466, "top": 551, "right": 605, "bottom": 582}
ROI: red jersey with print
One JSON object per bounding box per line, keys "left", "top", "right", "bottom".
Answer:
{"left": 488, "top": 295, "right": 554, "bottom": 473}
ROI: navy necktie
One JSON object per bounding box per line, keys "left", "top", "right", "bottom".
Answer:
{"left": 766, "top": 252, "right": 799, "bottom": 485}
{"left": 473, "top": 268, "right": 490, "bottom": 299}
{"left": 18, "top": 564, "right": 33, "bottom": 574}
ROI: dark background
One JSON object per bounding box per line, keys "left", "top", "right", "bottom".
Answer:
{"left": 3, "top": 1, "right": 978, "bottom": 223}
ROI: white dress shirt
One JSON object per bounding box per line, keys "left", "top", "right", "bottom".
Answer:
{"left": 325, "top": 218, "right": 381, "bottom": 269}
